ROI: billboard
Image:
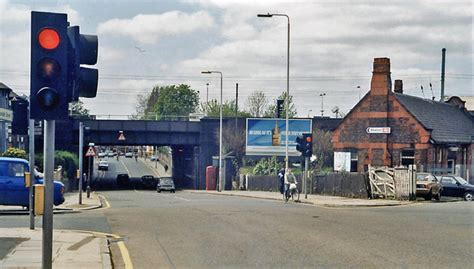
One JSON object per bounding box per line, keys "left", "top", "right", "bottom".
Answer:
{"left": 246, "top": 118, "right": 312, "bottom": 156}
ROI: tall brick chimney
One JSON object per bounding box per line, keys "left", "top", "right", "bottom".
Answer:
{"left": 370, "top": 58, "right": 392, "bottom": 96}
{"left": 394, "top": 79, "right": 403, "bottom": 94}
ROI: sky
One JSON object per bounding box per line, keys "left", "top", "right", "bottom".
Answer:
{"left": 0, "top": 0, "right": 472, "bottom": 118}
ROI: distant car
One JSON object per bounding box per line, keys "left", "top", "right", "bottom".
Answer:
{"left": 116, "top": 173, "right": 130, "bottom": 187}
{"left": 438, "top": 175, "right": 474, "bottom": 201}
{"left": 107, "top": 152, "right": 114, "bottom": 157}
{"left": 141, "top": 175, "right": 156, "bottom": 189}
{"left": 157, "top": 177, "right": 175, "bottom": 193}
{"left": 0, "top": 157, "right": 65, "bottom": 207}
{"left": 125, "top": 152, "right": 133, "bottom": 158}
{"left": 98, "top": 152, "right": 106, "bottom": 158}
{"left": 150, "top": 156, "right": 159, "bottom": 161}
{"left": 416, "top": 173, "right": 443, "bottom": 200}
{"left": 98, "top": 160, "right": 109, "bottom": 171}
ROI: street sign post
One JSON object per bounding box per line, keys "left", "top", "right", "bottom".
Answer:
{"left": 86, "top": 143, "right": 95, "bottom": 198}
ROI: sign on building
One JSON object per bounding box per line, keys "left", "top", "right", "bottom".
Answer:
{"left": 366, "top": 127, "right": 391, "bottom": 134}
{"left": 245, "top": 118, "right": 312, "bottom": 156}
{"left": 334, "top": 152, "right": 351, "bottom": 172}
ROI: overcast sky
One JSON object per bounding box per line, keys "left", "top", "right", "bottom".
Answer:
{"left": 0, "top": 0, "right": 472, "bottom": 118}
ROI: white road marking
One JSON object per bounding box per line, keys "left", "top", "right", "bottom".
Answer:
{"left": 173, "top": 196, "right": 191, "bottom": 202}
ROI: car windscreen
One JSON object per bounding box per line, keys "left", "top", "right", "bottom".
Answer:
{"left": 160, "top": 178, "right": 173, "bottom": 185}
{"left": 455, "top": 177, "right": 469, "bottom": 185}
{"left": 0, "top": 161, "right": 27, "bottom": 177}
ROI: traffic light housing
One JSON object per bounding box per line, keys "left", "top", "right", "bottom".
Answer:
{"left": 276, "top": 99, "right": 284, "bottom": 118}
{"left": 296, "top": 133, "right": 313, "bottom": 157}
{"left": 30, "top": 11, "right": 98, "bottom": 121}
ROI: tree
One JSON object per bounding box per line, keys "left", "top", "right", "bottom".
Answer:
{"left": 264, "top": 91, "right": 297, "bottom": 118}
{"left": 135, "top": 84, "right": 199, "bottom": 119}
{"left": 246, "top": 91, "right": 268, "bottom": 117}
{"left": 69, "top": 100, "right": 90, "bottom": 118}
{"left": 312, "top": 129, "right": 333, "bottom": 170}
{"left": 201, "top": 99, "right": 251, "bottom": 118}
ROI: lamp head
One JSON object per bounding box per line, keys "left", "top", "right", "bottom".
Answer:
{"left": 257, "top": 13, "right": 273, "bottom": 18}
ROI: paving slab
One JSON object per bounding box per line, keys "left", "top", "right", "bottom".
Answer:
{"left": 188, "top": 190, "right": 411, "bottom": 207}
{"left": 0, "top": 228, "right": 111, "bottom": 269}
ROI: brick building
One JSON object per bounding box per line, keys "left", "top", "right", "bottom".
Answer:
{"left": 332, "top": 58, "right": 474, "bottom": 183}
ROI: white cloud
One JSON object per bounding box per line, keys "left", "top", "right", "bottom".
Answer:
{"left": 97, "top": 11, "right": 215, "bottom": 44}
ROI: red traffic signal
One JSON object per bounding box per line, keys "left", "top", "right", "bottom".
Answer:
{"left": 38, "top": 28, "right": 60, "bottom": 50}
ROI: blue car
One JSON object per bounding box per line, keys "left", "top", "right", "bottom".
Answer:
{"left": 0, "top": 157, "right": 65, "bottom": 207}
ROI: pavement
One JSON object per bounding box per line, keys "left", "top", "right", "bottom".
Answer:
{"left": 0, "top": 191, "right": 104, "bottom": 215}
{"left": 0, "top": 228, "right": 112, "bottom": 269}
{"left": 187, "top": 190, "right": 411, "bottom": 207}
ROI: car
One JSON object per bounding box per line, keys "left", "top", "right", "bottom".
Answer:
{"left": 415, "top": 173, "right": 443, "bottom": 200}
{"left": 150, "top": 155, "right": 159, "bottom": 161}
{"left": 125, "top": 152, "right": 133, "bottom": 158}
{"left": 0, "top": 157, "right": 65, "bottom": 207}
{"left": 98, "top": 160, "right": 109, "bottom": 171}
{"left": 116, "top": 173, "right": 130, "bottom": 187}
{"left": 107, "top": 152, "right": 114, "bottom": 157}
{"left": 438, "top": 175, "right": 474, "bottom": 201}
{"left": 157, "top": 177, "right": 175, "bottom": 193}
{"left": 98, "top": 152, "right": 106, "bottom": 158}
{"left": 141, "top": 175, "right": 156, "bottom": 189}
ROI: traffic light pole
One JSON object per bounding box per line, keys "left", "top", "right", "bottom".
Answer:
{"left": 78, "top": 122, "right": 83, "bottom": 204}
{"left": 42, "top": 119, "right": 55, "bottom": 269}
{"left": 28, "top": 119, "right": 35, "bottom": 230}
{"left": 304, "top": 156, "right": 309, "bottom": 199}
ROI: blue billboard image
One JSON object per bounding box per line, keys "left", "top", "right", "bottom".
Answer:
{"left": 246, "top": 118, "right": 312, "bottom": 156}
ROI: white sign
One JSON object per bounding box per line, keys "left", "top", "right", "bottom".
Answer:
{"left": 366, "top": 127, "right": 391, "bottom": 134}
{"left": 0, "top": 108, "right": 13, "bottom": 121}
{"left": 334, "top": 152, "right": 351, "bottom": 172}
{"left": 118, "top": 133, "right": 126, "bottom": 141}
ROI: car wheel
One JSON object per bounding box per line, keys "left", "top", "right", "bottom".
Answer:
{"left": 424, "top": 190, "right": 433, "bottom": 200}
{"left": 463, "top": 192, "right": 473, "bottom": 201}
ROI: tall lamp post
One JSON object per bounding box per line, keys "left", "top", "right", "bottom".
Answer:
{"left": 206, "top": 83, "right": 209, "bottom": 104}
{"left": 357, "top": 85, "right": 361, "bottom": 100}
{"left": 320, "top": 93, "right": 326, "bottom": 117}
{"left": 258, "top": 12, "right": 290, "bottom": 173}
{"left": 201, "top": 71, "right": 223, "bottom": 192}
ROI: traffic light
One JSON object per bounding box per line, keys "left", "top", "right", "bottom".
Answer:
{"left": 11, "top": 97, "right": 29, "bottom": 135}
{"left": 30, "top": 11, "right": 69, "bottom": 120}
{"left": 276, "top": 99, "right": 284, "bottom": 118}
{"left": 30, "top": 11, "right": 98, "bottom": 121}
{"left": 296, "top": 133, "right": 313, "bottom": 157}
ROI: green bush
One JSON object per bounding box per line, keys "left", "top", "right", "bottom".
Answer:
{"left": 253, "top": 156, "right": 283, "bottom": 175}
{"left": 35, "top": 151, "right": 78, "bottom": 179}
{"left": 1, "top": 147, "right": 28, "bottom": 160}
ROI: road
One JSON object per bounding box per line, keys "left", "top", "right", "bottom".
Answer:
{"left": 1, "top": 158, "right": 473, "bottom": 268}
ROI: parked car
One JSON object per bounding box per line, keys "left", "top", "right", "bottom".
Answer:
{"left": 416, "top": 173, "right": 443, "bottom": 200}
{"left": 107, "top": 152, "right": 114, "bottom": 157}
{"left": 141, "top": 175, "right": 156, "bottom": 189}
{"left": 98, "top": 152, "right": 106, "bottom": 158}
{"left": 157, "top": 177, "right": 175, "bottom": 193}
{"left": 98, "top": 160, "right": 109, "bottom": 171}
{"left": 125, "top": 152, "right": 133, "bottom": 158}
{"left": 150, "top": 155, "right": 159, "bottom": 161}
{"left": 0, "top": 157, "right": 65, "bottom": 207}
{"left": 116, "top": 173, "right": 130, "bottom": 187}
{"left": 438, "top": 175, "right": 474, "bottom": 201}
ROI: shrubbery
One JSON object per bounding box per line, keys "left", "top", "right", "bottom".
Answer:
{"left": 1, "top": 147, "right": 28, "bottom": 160}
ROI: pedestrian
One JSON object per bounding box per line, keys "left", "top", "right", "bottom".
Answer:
{"left": 278, "top": 168, "right": 285, "bottom": 194}
{"left": 164, "top": 164, "right": 169, "bottom": 172}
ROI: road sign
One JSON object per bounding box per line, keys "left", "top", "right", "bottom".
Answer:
{"left": 85, "top": 146, "right": 96, "bottom": 157}
{"left": 118, "top": 131, "right": 126, "bottom": 141}
{"left": 366, "top": 127, "right": 391, "bottom": 134}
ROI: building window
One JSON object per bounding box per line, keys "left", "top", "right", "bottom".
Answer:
{"left": 350, "top": 152, "right": 358, "bottom": 172}
{"left": 401, "top": 149, "right": 415, "bottom": 166}
{"left": 447, "top": 159, "right": 455, "bottom": 174}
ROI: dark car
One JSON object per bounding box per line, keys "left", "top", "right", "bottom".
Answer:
{"left": 0, "top": 157, "right": 65, "bottom": 207}
{"left": 439, "top": 175, "right": 474, "bottom": 201}
{"left": 116, "top": 173, "right": 130, "bottom": 187}
{"left": 157, "top": 177, "right": 175, "bottom": 193}
{"left": 141, "top": 175, "right": 156, "bottom": 189}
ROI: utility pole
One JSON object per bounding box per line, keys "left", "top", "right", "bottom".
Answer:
{"left": 42, "top": 120, "right": 55, "bottom": 269}
{"left": 206, "top": 83, "right": 209, "bottom": 104}
{"left": 320, "top": 93, "right": 326, "bottom": 117}
{"left": 78, "top": 122, "right": 84, "bottom": 204}
{"left": 304, "top": 156, "right": 309, "bottom": 199}
{"left": 235, "top": 83, "right": 239, "bottom": 130}
{"left": 440, "top": 48, "right": 446, "bottom": 101}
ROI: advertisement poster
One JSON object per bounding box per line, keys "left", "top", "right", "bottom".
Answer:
{"left": 334, "top": 152, "right": 351, "bottom": 172}
{"left": 246, "top": 118, "right": 312, "bottom": 156}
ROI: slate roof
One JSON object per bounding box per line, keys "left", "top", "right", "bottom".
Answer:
{"left": 395, "top": 93, "right": 474, "bottom": 144}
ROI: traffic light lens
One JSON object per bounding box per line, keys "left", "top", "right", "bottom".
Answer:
{"left": 306, "top": 137, "right": 312, "bottom": 143}
{"left": 36, "top": 87, "right": 59, "bottom": 109}
{"left": 37, "top": 58, "right": 61, "bottom": 80}
{"left": 38, "top": 28, "right": 60, "bottom": 50}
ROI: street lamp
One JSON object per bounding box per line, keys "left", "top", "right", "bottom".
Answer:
{"left": 307, "top": 109, "right": 312, "bottom": 118}
{"left": 258, "top": 12, "right": 290, "bottom": 173}
{"left": 320, "top": 93, "right": 326, "bottom": 117}
{"left": 206, "top": 83, "right": 209, "bottom": 104}
{"left": 201, "top": 71, "right": 223, "bottom": 192}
